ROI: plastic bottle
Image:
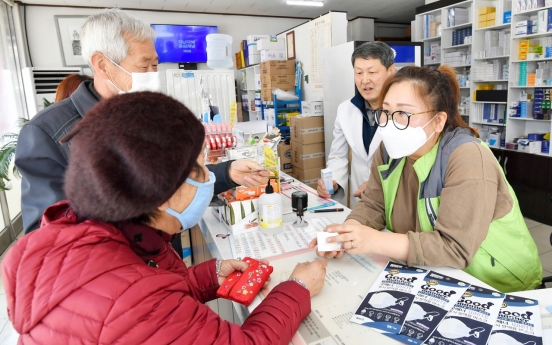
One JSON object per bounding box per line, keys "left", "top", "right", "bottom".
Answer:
{"left": 206, "top": 34, "right": 233, "bottom": 69}
{"left": 258, "top": 177, "right": 283, "bottom": 236}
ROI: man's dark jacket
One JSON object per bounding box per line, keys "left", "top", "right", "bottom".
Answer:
{"left": 15, "top": 81, "right": 236, "bottom": 233}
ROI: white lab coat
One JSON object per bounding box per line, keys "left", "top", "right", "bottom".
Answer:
{"left": 326, "top": 98, "right": 382, "bottom": 208}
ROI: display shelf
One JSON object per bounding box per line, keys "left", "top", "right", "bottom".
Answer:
{"left": 443, "top": 43, "right": 472, "bottom": 50}
{"left": 510, "top": 85, "right": 546, "bottom": 89}
{"left": 422, "top": 36, "right": 442, "bottom": 42}
{"left": 503, "top": 147, "right": 550, "bottom": 157}
{"left": 514, "top": 4, "right": 552, "bottom": 16}
{"left": 472, "top": 121, "right": 506, "bottom": 126}
{"left": 512, "top": 32, "right": 552, "bottom": 40}
{"left": 474, "top": 23, "right": 511, "bottom": 31}
{"left": 473, "top": 79, "right": 508, "bottom": 82}
{"left": 511, "top": 57, "right": 552, "bottom": 63}
{"left": 444, "top": 22, "right": 473, "bottom": 30}
{"left": 508, "top": 117, "right": 551, "bottom": 122}
{"left": 474, "top": 55, "right": 509, "bottom": 61}
{"left": 443, "top": 0, "right": 472, "bottom": 9}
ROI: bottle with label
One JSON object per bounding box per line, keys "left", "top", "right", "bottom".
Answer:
{"left": 258, "top": 177, "right": 283, "bottom": 236}
{"left": 542, "top": 88, "right": 551, "bottom": 120}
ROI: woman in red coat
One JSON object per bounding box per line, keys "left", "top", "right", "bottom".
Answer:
{"left": 1, "top": 92, "right": 327, "bottom": 344}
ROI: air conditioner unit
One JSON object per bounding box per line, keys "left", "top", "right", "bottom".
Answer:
{"left": 22, "top": 67, "right": 83, "bottom": 118}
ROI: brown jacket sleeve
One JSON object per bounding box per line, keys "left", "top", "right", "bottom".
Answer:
{"left": 407, "top": 142, "right": 513, "bottom": 268}
{"left": 346, "top": 143, "right": 387, "bottom": 230}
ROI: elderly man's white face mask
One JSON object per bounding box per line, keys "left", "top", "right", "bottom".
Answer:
{"left": 105, "top": 56, "right": 160, "bottom": 94}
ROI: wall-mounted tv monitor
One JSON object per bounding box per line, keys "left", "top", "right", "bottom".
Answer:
{"left": 151, "top": 24, "right": 217, "bottom": 63}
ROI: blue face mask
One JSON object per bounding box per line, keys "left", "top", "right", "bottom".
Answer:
{"left": 165, "top": 171, "right": 216, "bottom": 230}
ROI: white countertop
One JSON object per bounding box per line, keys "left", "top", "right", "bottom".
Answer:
{"left": 199, "top": 182, "right": 552, "bottom": 345}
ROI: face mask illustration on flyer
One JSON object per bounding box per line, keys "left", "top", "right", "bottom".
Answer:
{"left": 437, "top": 318, "right": 486, "bottom": 339}
{"left": 369, "top": 292, "right": 409, "bottom": 309}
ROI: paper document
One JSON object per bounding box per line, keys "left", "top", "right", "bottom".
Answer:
{"left": 230, "top": 217, "right": 330, "bottom": 260}
{"left": 256, "top": 250, "right": 390, "bottom": 345}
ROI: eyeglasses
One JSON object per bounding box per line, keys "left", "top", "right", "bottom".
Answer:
{"left": 374, "top": 110, "right": 438, "bottom": 130}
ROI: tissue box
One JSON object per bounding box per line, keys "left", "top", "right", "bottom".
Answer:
{"left": 518, "top": 139, "right": 543, "bottom": 153}
{"left": 257, "top": 38, "right": 284, "bottom": 51}
{"left": 301, "top": 101, "right": 324, "bottom": 116}
{"left": 260, "top": 49, "right": 286, "bottom": 62}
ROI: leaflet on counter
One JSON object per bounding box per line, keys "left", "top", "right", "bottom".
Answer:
{"left": 230, "top": 217, "right": 330, "bottom": 260}
{"left": 390, "top": 271, "right": 470, "bottom": 345}
{"left": 426, "top": 284, "right": 505, "bottom": 345}
{"left": 487, "top": 294, "right": 543, "bottom": 345}
{"left": 350, "top": 262, "right": 428, "bottom": 334}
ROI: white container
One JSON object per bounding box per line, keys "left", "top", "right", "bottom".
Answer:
{"left": 258, "top": 178, "right": 283, "bottom": 236}
{"left": 206, "top": 34, "right": 233, "bottom": 69}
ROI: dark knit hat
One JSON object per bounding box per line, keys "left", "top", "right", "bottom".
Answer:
{"left": 62, "top": 91, "right": 205, "bottom": 222}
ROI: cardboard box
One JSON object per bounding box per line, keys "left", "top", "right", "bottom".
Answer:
{"left": 277, "top": 142, "right": 293, "bottom": 173}
{"left": 290, "top": 116, "right": 325, "bottom": 144}
{"left": 218, "top": 192, "right": 260, "bottom": 235}
{"left": 260, "top": 49, "right": 286, "bottom": 62}
{"left": 479, "top": 20, "right": 487, "bottom": 28}
{"left": 260, "top": 60, "right": 295, "bottom": 76}
{"left": 487, "top": 12, "right": 496, "bottom": 20}
{"left": 232, "top": 184, "right": 280, "bottom": 200}
{"left": 293, "top": 166, "right": 322, "bottom": 187}
{"left": 248, "top": 54, "right": 261, "bottom": 65}
{"left": 261, "top": 74, "right": 295, "bottom": 90}
{"left": 487, "top": 19, "right": 496, "bottom": 27}
{"left": 261, "top": 87, "right": 294, "bottom": 102}
{"left": 291, "top": 141, "right": 325, "bottom": 170}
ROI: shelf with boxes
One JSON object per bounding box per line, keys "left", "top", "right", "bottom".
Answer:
{"left": 288, "top": 116, "right": 326, "bottom": 189}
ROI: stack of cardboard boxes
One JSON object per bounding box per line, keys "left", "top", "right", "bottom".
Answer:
{"left": 260, "top": 60, "right": 296, "bottom": 102}
{"left": 289, "top": 116, "right": 325, "bottom": 189}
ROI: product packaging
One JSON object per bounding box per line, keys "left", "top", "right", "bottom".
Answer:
{"left": 487, "top": 295, "right": 543, "bottom": 345}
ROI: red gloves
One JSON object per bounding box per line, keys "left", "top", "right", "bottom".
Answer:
{"left": 216, "top": 257, "right": 274, "bottom": 306}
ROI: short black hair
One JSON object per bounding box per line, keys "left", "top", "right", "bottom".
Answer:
{"left": 351, "top": 42, "right": 395, "bottom": 69}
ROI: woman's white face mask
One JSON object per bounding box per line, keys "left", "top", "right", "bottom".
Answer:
{"left": 378, "top": 114, "right": 438, "bottom": 159}
{"left": 105, "top": 56, "right": 160, "bottom": 94}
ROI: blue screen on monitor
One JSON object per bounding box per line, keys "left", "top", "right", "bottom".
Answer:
{"left": 390, "top": 45, "right": 416, "bottom": 63}
{"left": 151, "top": 24, "right": 217, "bottom": 63}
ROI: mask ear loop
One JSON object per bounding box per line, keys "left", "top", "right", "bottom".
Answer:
{"left": 104, "top": 55, "right": 131, "bottom": 92}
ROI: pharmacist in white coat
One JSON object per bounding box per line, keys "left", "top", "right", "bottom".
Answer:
{"left": 318, "top": 42, "right": 396, "bottom": 207}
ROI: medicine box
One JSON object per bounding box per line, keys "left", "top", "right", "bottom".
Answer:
{"left": 277, "top": 142, "right": 293, "bottom": 173}
{"left": 260, "top": 49, "right": 286, "bottom": 62}
{"left": 257, "top": 38, "right": 284, "bottom": 51}
{"left": 226, "top": 147, "right": 257, "bottom": 160}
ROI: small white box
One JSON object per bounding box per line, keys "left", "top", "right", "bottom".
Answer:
{"left": 317, "top": 232, "right": 342, "bottom": 252}
{"left": 249, "top": 54, "right": 261, "bottom": 65}
{"left": 226, "top": 147, "right": 258, "bottom": 160}
{"left": 301, "top": 101, "right": 312, "bottom": 115}
{"left": 260, "top": 49, "right": 286, "bottom": 62}
{"left": 247, "top": 34, "right": 272, "bottom": 44}
{"left": 516, "top": 26, "right": 529, "bottom": 35}
{"left": 321, "top": 168, "right": 334, "bottom": 194}
{"left": 257, "top": 38, "right": 284, "bottom": 51}
{"left": 312, "top": 101, "right": 324, "bottom": 116}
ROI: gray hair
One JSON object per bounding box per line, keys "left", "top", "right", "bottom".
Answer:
{"left": 81, "top": 8, "right": 155, "bottom": 69}
{"left": 351, "top": 42, "right": 395, "bottom": 69}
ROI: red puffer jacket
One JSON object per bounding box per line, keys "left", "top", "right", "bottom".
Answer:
{"left": 1, "top": 201, "right": 311, "bottom": 344}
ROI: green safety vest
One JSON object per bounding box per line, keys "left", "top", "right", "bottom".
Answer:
{"left": 377, "top": 127, "right": 542, "bottom": 292}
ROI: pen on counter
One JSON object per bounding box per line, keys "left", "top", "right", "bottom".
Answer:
{"left": 312, "top": 208, "right": 344, "bottom": 213}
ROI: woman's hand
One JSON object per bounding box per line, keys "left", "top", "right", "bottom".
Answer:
{"left": 324, "top": 223, "right": 379, "bottom": 255}
{"left": 289, "top": 259, "right": 328, "bottom": 297}
{"left": 217, "top": 259, "right": 272, "bottom": 286}
{"left": 308, "top": 223, "right": 346, "bottom": 259}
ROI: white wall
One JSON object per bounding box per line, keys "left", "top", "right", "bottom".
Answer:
{"left": 349, "top": 18, "right": 375, "bottom": 42}
{"left": 25, "top": 5, "right": 306, "bottom": 83}
{"left": 277, "top": 12, "right": 348, "bottom": 102}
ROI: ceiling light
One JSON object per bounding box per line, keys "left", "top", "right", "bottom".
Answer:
{"left": 287, "top": 0, "right": 324, "bottom": 7}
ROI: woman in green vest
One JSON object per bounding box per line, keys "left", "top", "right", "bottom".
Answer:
{"left": 311, "top": 65, "right": 542, "bottom": 293}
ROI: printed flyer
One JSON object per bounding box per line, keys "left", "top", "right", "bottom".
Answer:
{"left": 350, "top": 262, "right": 428, "bottom": 334}
{"left": 426, "top": 284, "right": 505, "bottom": 345}
{"left": 487, "top": 295, "right": 543, "bottom": 345}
